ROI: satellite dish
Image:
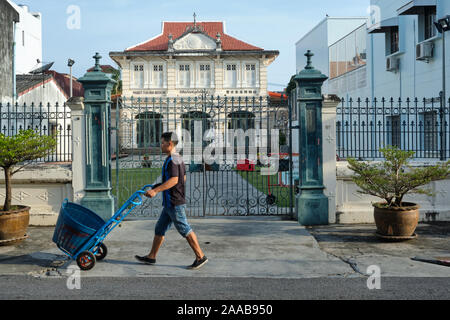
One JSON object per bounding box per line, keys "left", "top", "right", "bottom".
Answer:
{"left": 29, "top": 62, "right": 54, "bottom": 75}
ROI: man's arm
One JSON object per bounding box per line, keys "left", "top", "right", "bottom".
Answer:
{"left": 151, "top": 177, "right": 178, "bottom": 193}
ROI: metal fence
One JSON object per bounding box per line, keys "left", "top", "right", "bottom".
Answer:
{"left": 111, "top": 95, "right": 294, "bottom": 217}
{"left": 336, "top": 97, "right": 450, "bottom": 160}
{"left": 0, "top": 102, "right": 72, "bottom": 162}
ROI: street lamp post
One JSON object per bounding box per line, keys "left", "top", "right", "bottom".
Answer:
{"left": 435, "top": 16, "right": 450, "bottom": 160}
{"left": 67, "top": 59, "right": 75, "bottom": 98}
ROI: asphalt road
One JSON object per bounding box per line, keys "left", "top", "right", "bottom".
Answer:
{"left": 0, "top": 275, "right": 449, "bottom": 300}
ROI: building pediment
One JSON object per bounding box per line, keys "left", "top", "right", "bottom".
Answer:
{"left": 173, "top": 32, "right": 217, "bottom": 51}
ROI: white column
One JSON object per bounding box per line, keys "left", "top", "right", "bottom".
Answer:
{"left": 167, "top": 58, "right": 176, "bottom": 96}
{"left": 66, "top": 97, "right": 86, "bottom": 204}
{"left": 322, "top": 95, "right": 340, "bottom": 224}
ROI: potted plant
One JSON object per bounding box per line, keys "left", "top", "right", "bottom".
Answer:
{"left": 347, "top": 146, "right": 450, "bottom": 239}
{"left": 0, "top": 129, "right": 56, "bottom": 245}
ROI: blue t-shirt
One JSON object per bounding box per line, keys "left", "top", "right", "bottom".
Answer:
{"left": 160, "top": 154, "right": 186, "bottom": 208}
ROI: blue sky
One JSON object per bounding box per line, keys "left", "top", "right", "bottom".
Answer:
{"left": 17, "top": 0, "right": 370, "bottom": 91}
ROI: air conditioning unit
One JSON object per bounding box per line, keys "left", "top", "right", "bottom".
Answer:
{"left": 416, "top": 42, "right": 434, "bottom": 61}
{"left": 386, "top": 56, "right": 399, "bottom": 72}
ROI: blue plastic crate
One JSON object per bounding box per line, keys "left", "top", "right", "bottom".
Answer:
{"left": 52, "top": 201, "right": 105, "bottom": 256}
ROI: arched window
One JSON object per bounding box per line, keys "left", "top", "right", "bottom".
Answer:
{"left": 181, "top": 111, "right": 211, "bottom": 145}
{"left": 228, "top": 111, "right": 255, "bottom": 156}
{"left": 227, "top": 111, "right": 255, "bottom": 130}
{"left": 135, "top": 112, "right": 163, "bottom": 148}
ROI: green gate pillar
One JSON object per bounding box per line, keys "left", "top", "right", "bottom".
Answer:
{"left": 78, "top": 53, "right": 116, "bottom": 221}
{"left": 294, "top": 50, "right": 329, "bottom": 225}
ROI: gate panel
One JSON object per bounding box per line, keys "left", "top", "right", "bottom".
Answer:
{"left": 111, "top": 95, "right": 294, "bottom": 218}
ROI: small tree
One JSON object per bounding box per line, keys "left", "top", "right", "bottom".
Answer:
{"left": 0, "top": 129, "right": 56, "bottom": 211}
{"left": 347, "top": 146, "right": 450, "bottom": 208}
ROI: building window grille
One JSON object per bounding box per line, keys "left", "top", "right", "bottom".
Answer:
{"left": 225, "top": 64, "right": 237, "bottom": 88}
{"left": 179, "top": 64, "right": 191, "bottom": 88}
{"left": 152, "top": 64, "right": 164, "bottom": 88}
{"left": 424, "top": 9, "right": 436, "bottom": 40}
{"left": 199, "top": 64, "right": 211, "bottom": 87}
{"left": 245, "top": 64, "right": 256, "bottom": 87}
{"left": 134, "top": 64, "right": 144, "bottom": 89}
{"left": 390, "top": 28, "right": 399, "bottom": 54}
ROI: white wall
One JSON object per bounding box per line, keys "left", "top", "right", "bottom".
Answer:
{"left": 296, "top": 18, "right": 329, "bottom": 75}
{"left": 7, "top": 1, "right": 42, "bottom": 75}
{"left": 0, "top": 165, "right": 72, "bottom": 226}
{"left": 119, "top": 55, "right": 267, "bottom": 98}
{"left": 17, "top": 79, "right": 67, "bottom": 106}
{"left": 295, "top": 17, "right": 368, "bottom": 95}
{"left": 336, "top": 161, "right": 450, "bottom": 223}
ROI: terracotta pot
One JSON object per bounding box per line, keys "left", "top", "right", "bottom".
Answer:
{"left": 373, "top": 202, "right": 419, "bottom": 237}
{"left": 0, "top": 205, "right": 30, "bottom": 244}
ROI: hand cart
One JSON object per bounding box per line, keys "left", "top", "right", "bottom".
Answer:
{"left": 52, "top": 185, "right": 153, "bottom": 271}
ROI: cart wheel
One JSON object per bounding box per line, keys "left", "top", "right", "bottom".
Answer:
{"left": 76, "top": 251, "right": 96, "bottom": 271}
{"left": 266, "top": 194, "right": 276, "bottom": 205}
{"left": 94, "top": 243, "right": 107, "bottom": 261}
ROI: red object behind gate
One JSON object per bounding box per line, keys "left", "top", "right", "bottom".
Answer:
{"left": 236, "top": 159, "right": 255, "bottom": 171}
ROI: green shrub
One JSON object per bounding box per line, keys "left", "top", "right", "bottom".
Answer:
{"left": 347, "top": 146, "right": 450, "bottom": 208}
{"left": 0, "top": 129, "right": 56, "bottom": 211}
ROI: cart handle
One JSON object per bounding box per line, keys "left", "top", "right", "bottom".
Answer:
{"left": 140, "top": 184, "right": 154, "bottom": 192}
{"left": 130, "top": 185, "right": 155, "bottom": 205}
{"left": 130, "top": 193, "right": 143, "bottom": 206}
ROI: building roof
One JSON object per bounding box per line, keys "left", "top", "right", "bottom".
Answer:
{"left": 4, "top": 0, "right": 20, "bottom": 22}
{"left": 16, "top": 71, "right": 84, "bottom": 98}
{"left": 46, "top": 70, "right": 84, "bottom": 98}
{"left": 16, "top": 74, "right": 52, "bottom": 96}
{"left": 87, "top": 64, "right": 117, "bottom": 73}
{"left": 126, "top": 21, "right": 263, "bottom": 52}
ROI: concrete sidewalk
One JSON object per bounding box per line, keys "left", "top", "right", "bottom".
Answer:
{"left": 0, "top": 217, "right": 448, "bottom": 278}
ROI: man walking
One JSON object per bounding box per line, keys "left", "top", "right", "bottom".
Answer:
{"left": 135, "top": 132, "right": 208, "bottom": 270}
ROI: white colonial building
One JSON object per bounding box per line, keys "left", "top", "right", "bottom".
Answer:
{"left": 109, "top": 20, "right": 279, "bottom": 155}
{"left": 110, "top": 20, "right": 278, "bottom": 98}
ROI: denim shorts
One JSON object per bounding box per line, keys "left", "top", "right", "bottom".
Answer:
{"left": 154, "top": 204, "right": 192, "bottom": 238}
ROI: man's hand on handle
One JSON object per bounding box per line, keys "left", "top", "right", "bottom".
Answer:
{"left": 145, "top": 189, "right": 158, "bottom": 198}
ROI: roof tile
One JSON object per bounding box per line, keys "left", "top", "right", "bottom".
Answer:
{"left": 126, "top": 22, "right": 262, "bottom": 52}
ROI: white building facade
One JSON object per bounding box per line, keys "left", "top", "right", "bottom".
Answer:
{"left": 295, "top": 3, "right": 450, "bottom": 161}
{"left": 7, "top": 1, "right": 42, "bottom": 75}
{"left": 110, "top": 21, "right": 278, "bottom": 99}
{"left": 296, "top": 1, "right": 450, "bottom": 100}
{"left": 295, "top": 17, "right": 369, "bottom": 97}
{"left": 109, "top": 21, "right": 279, "bottom": 153}
{"left": 293, "top": 17, "right": 368, "bottom": 157}
{"left": 367, "top": 0, "right": 450, "bottom": 100}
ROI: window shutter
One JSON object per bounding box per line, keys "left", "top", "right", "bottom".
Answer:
{"left": 206, "top": 66, "right": 211, "bottom": 87}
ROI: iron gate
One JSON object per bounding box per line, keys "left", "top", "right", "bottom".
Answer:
{"left": 111, "top": 94, "right": 294, "bottom": 217}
